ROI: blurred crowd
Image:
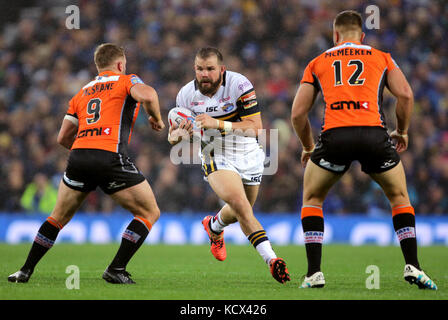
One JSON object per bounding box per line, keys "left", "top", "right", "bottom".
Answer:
{"left": 0, "top": 0, "right": 446, "bottom": 216}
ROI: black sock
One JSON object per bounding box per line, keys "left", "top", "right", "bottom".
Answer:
{"left": 109, "top": 218, "right": 150, "bottom": 270}
{"left": 22, "top": 220, "right": 61, "bottom": 271}
{"left": 301, "top": 216, "right": 324, "bottom": 277}
{"left": 393, "top": 213, "right": 420, "bottom": 269}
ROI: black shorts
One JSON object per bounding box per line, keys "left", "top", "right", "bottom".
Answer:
{"left": 310, "top": 126, "right": 400, "bottom": 174}
{"left": 63, "top": 149, "right": 146, "bottom": 194}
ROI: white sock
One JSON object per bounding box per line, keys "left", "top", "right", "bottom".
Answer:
{"left": 255, "top": 241, "right": 277, "bottom": 265}
{"left": 210, "top": 210, "right": 228, "bottom": 234}
{"left": 248, "top": 230, "right": 277, "bottom": 265}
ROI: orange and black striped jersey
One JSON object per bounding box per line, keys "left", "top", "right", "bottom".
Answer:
{"left": 66, "top": 71, "right": 144, "bottom": 154}
{"left": 301, "top": 41, "right": 399, "bottom": 132}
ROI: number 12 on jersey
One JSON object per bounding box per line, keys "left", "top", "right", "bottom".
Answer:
{"left": 332, "top": 59, "right": 365, "bottom": 86}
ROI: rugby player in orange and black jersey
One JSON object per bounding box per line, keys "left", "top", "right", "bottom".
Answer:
{"left": 291, "top": 11, "right": 437, "bottom": 290}
{"left": 8, "top": 43, "right": 165, "bottom": 285}
{"left": 63, "top": 69, "right": 148, "bottom": 194}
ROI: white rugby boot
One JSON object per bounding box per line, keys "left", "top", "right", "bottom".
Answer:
{"left": 403, "top": 264, "right": 437, "bottom": 290}
{"left": 299, "top": 271, "right": 325, "bottom": 288}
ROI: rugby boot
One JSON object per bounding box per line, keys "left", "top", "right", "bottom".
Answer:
{"left": 269, "top": 258, "right": 291, "bottom": 284}
{"left": 102, "top": 267, "right": 136, "bottom": 284}
{"left": 403, "top": 264, "right": 437, "bottom": 290}
{"left": 202, "top": 215, "right": 227, "bottom": 261}
{"left": 8, "top": 268, "right": 33, "bottom": 283}
{"left": 299, "top": 271, "right": 325, "bottom": 288}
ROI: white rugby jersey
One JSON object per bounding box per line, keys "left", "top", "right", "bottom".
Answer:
{"left": 176, "top": 71, "right": 261, "bottom": 155}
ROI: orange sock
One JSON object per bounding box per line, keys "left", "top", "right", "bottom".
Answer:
{"left": 301, "top": 205, "right": 323, "bottom": 219}
{"left": 134, "top": 216, "right": 152, "bottom": 232}
{"left": 392, "top": 205, "right": 415, "bottom": 217}
{"left": 46, "top": 217, "right": 63, "bottom": 230}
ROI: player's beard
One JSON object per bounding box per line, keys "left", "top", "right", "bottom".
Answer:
{"left": 197, "top": 73, "right": 222, "bottom": 96}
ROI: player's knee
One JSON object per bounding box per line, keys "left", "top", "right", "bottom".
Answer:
{"left": 228, "top": 196, "right": 251, "bottom": 217}
{"left": 382, "top": 185, "right": 408, "bottom": 201}
{"left": 386, "top": 191, "right": 409, "bottom": 207}
{"left": 136, "top": 205, "right": 160, "bottom": 224}
{"left": 303, "top": 191, "right": 325, "bottom": 205}
{"left": 50, "top": 209, "right": 75, "bottom": 227}
{"left": 148, "top": 206, "right": 161, "bottom": 223}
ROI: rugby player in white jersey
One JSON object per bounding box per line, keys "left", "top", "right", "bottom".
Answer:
{"left": 168, "top": 47, "right": 290, "bottom": 284}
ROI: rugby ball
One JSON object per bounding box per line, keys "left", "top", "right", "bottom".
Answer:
{"left": 168, "top": 107, "right": 195, "bottom": 128}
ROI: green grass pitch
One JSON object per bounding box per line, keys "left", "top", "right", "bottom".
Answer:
{"left": 0, "top": 244, "right": 446, "bottom": 300}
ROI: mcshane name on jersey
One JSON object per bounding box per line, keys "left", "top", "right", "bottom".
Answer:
{"left": 82, "top": 82, "right": 115, "bottom": 96}
{"left": 325, "top": 48, "right": 372, "bottom": 58}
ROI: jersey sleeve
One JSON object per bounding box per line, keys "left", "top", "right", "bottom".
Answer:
{"left": 235, "top": 76, "right": 260, "bottom": 119}
{"left": 66, "top": 97, "right": 77, "bottom": 118}
{"left": 63, "top": 96, "right": 79, "bottom": 126}
{"left": 300, "top": 60, "right": 320, "bottom": 90}
{"left": 123, "top": 74, "right": 145, "bottom": 95}
{"left": 385, "top": 53, "right": 399, "bottom": 73}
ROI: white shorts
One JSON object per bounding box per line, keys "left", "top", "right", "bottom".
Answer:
{"left": 201, "top": 147, "right": 265, "bottom": 185}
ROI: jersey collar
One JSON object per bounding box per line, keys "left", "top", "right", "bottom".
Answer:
{"left": 338, "top": 40, "right": 362, "bottom": 46}
{"left": 97, "top": 70, "right": 120, "bottom": 78}
{"left": 222, "top": 71, "right": 227, "bottom": 86}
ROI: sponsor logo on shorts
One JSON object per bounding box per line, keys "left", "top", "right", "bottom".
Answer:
{"left": 63, "top": 173, "right": 85, "bottom": 188}
{"left": 250, "top": 175, "right": 262, "bottom": 183}
{"left": 319, "top": 158, "right": 346, "bottom": 172}
{"left": 380, "top": 160, "right": 397, "bottom": 169}
{"left": 380, "top": 160, "right": 396, "bottom": 169}
{"left": 107, "top": 181, "right": 126, "bottom": 189}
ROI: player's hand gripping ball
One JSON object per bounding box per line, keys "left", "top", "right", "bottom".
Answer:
{"left": 167, "top": 107, "right": 200, "bottom": 142}
{"left": 168, "top": 107, "right": 195, "bottom": 128}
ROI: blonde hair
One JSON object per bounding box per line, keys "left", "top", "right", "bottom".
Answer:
{"left": 94, "top": 43, "right": 125, "bottom": 69}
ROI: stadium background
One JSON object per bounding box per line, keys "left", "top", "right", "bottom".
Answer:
{"left": 0, "top": 0, "right": 447, "bottom": 246}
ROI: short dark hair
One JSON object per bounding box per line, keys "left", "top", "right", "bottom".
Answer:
{"left": 195, "top": 47, "right": 223, "bottom": 63}
{"left": 334, "top": 10, "right": 363, "bottom": 32}
{"left": 94, "top": 43, "right": 125, "bottom": 69}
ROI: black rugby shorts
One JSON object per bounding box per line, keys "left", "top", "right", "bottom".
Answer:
{"left": 63, "top": 149, "right": 145, "bottom": 194}
{"left": 310, "top": 126, "right": 400, "bottom": 174}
